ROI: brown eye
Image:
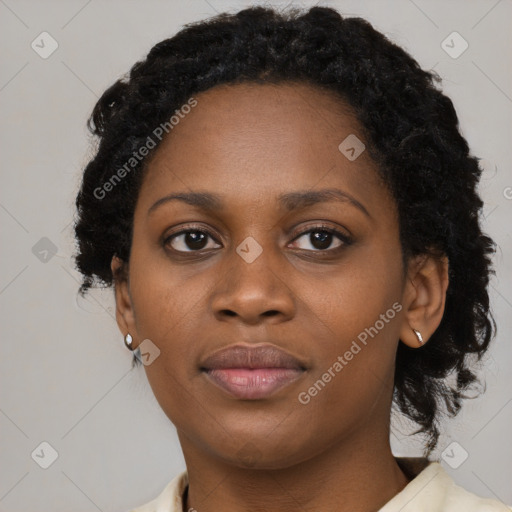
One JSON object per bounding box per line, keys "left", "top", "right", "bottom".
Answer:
{"left": 165, "top": 229, "right": 221, "bottom": 252}
{"left": 290, "top": 226, "right": 352, "bottom": 252}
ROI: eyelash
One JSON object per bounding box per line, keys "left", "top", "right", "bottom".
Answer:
{"left": 163, "top": 223, "right": 353, "bottom": 255}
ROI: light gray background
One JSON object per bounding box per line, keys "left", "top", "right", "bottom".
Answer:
{"left": 1, "top": 0, "right": 511, "bottom": 510}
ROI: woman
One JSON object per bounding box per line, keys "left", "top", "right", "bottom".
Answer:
{"left": 73, "top": 5, "right": 510, "bottom": 511}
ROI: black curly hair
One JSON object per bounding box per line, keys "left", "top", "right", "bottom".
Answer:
{"left": 73, "top": 5, "right": 496, "bottom": 455}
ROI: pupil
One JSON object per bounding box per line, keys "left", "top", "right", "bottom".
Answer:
{"left": 186, "top": 231, "right": 207, "bottom": 249}
{"left": 312, "top": 231, "right": 331, "bottom": 250}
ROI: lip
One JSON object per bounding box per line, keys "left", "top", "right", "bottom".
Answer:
{"left": 200, "top": 344, "right": 307, "bottom": 400}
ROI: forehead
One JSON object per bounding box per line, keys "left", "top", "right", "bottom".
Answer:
{"left": 137, "top": 81, "right": 389, "bottom": 216}
{"left": 147, "top": 81, "right": 363, "bottom": 161}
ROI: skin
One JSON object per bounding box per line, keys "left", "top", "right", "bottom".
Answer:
{"left": 112, "top": 82, "right": 449, "bottom": 512}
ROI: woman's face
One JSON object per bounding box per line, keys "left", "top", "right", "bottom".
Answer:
{"left": 116, "top": 82, "right": 409, "bottom": 469}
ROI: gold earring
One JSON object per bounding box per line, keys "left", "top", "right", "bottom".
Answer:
{"left": 412, "top": 328, "right": 424, "bottom": 345}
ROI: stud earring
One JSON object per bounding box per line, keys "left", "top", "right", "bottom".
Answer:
{"left": 124, "top": 333, "right": 135, "bottom": 351}
{"left": 412, "top": 328, "right": 424, "bottom": 345}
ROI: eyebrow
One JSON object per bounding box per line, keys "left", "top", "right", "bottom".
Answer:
{"left": 147, "top": 188, "right": 370, "bottom": 218}
{"left": 148, "top": 192, "right": 223, "bottom": 215}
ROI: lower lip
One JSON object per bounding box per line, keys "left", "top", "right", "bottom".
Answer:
{"left": 203, "top": 368, "right": 304, "bottom": 400}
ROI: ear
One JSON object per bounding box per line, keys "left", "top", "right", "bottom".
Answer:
{"left": 399, "top": 253, "right": 449, "bottom": 348}
{"left": 111, "top": 255, "right": 139, "bottom": 349}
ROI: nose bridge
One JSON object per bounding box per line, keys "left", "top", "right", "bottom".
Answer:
{"left": 211, "top": 231, "right": 295, "bottom": 322}
{"left": 230, "top": 232, "right": 280, "bottom": 292}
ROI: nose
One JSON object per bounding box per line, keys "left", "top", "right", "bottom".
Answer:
{"left": 210, "top": 242, "right": 296, "bottom": 325}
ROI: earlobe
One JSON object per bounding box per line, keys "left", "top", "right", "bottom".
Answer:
{"left": 399, "top": 253, "right": 449, "bottom": 348}
{"left": 111, "top": 256, "right": 139, "bottom": 349}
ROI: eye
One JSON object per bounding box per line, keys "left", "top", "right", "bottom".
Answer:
{"left": 289, "top": 225, "right": 352, "bottom": 252}
{"left": 164, "top": 228, "right": 221, "bottom": 253}
{"left": 163, "top": 224, "right": 352, "bottom": 255}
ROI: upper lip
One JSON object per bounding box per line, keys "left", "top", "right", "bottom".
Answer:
{"left": 200, "top": 344, "right": 307, "bottom": 370}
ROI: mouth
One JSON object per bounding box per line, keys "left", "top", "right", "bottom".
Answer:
{"left": 200, "top": 344, "right": 307, "bottom": 400}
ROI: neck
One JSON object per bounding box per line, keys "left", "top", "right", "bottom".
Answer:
{"left": 179, "top": 426, "right": 410, "bottom": 512}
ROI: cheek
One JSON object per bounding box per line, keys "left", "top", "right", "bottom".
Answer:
{"left": 125, "top": 239, "right": 202, "bottom": 375}
{"left": 299, "top": 242, "right": 404, "bottom": 408}
{"left": 128, "top": 226, "right": 209, "bottom": 337}
{"left": 127, "top": 256, "right": 213, "bottom": 427}
{"left": 314, "top": 243, "right": 404, "bottom": 350}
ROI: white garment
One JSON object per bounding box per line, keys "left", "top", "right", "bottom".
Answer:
{"left": 129, "top": 458, "right": 511, "bottom": 512}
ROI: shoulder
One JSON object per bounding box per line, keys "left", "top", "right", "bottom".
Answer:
{"left": 127, "top": 470, "right": 188, "bottom": 512}
{"left": 380, "top": 459, "right": 511, "bottom": 512}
